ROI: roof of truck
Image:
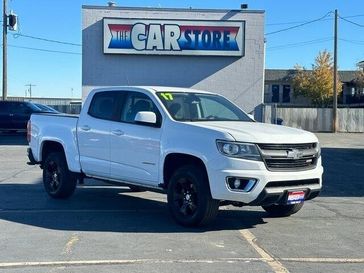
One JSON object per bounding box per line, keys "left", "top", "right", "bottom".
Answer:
{"left": 92, "top": 86, "right": 215, "bottom": 95}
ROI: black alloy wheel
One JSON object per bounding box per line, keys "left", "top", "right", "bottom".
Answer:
{"left": 167, "top": 165, "right": 219, "bottom": 227}
{"left": 43, "top": 152, "right": 77, "bottom": 199}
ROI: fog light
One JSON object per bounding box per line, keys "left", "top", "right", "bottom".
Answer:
{"left": 233, "top": 179, "right": 241, "bottom": 189}
{"left": 227, "top": 177, "right": 257, "bottom": 192}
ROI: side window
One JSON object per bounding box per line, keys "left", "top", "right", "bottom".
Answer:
{"left": 120, "top": 92, "right": 161, "bottom": 125}
{"left": 88, "top": 92, "right": 119, "bottom": 121}
{"left": 9, "top": 102, "right": 31, "bottom": 114}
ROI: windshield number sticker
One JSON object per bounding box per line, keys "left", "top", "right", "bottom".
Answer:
{"left": 160, "top": 93, "right": 174, "bottom": 101}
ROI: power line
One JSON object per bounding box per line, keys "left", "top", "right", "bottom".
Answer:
{"left": 12, "top": 33, "right": 82, "bottom": 46}
{"left": 338, "top": 15, "right": 364, "bottom": 27}
{"left": 265, "top": 12, "right": 333, "bottom": 35}
{"left": 267, "top": 37, "right": 332, "bottom": 51}
{"left": 8, "top": 44, "right": 82, "bottom": 55}
{"left": 266, "top": 18, "right": 332, "bottom": 26}
{"left": 339, "top": 38, "right": 364, "bottom": 45}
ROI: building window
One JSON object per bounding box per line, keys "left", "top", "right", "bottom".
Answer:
{"left": 272, "top": 85, "right": 279, "bottom": 103}
{"left": 283, "top": 85, "right": 291, "bottom": 103}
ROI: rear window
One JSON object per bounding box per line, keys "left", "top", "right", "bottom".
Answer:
{"left": 88, "top": 92, "right": 119, "bottom": 121}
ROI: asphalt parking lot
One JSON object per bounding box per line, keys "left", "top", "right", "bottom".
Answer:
{"left": 0, "top": 132, "right": 363, "bottom": 273}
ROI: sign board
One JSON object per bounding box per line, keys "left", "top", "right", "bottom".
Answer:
{"left": 103, "top": 18, "right": 245, "bottom": 56}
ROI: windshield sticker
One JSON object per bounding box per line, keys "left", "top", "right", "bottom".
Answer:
{"left": 160, "top": 93, "right": 174, "bottom": 101}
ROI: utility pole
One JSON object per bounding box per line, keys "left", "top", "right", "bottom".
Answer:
{"left": 333, "top": 9, "right": 338, "bottom": 133}
{"left": 2, "top": 0, "right": 7, "bottom": 101}
{"left": 25, "top": 84, "right": 36, "bottom": 99}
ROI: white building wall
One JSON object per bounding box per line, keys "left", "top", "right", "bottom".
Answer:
{"left": 82, "top": 6, "right": 265, "bottom": 113}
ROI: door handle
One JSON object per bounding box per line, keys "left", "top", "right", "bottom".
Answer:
{"left": 111, "top": 129, "right": 124, "bottom": 136}
{"left": 80, "top": 125, "right": 91, "bottom": 131}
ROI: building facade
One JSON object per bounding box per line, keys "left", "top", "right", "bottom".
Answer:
{"left": 264, "top": 69, "right": 364, "bottom": 105}
{"left": 82, "top": 5, "right": 265, "bottom": 113}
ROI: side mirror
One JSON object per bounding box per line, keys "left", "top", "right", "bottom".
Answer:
{"left": 134, "top": 111, "right": 157, "bottom": 125}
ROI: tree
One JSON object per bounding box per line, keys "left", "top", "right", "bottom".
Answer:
{"left": 353, "top": 70, "right": 364, "bottom": 91}
{"left": 292, "top": 50, "right": 342, "bottom": 106}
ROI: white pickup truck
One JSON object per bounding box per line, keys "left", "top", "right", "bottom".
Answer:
{"left": 27, "top": 86, "right": 323, "bottom": 226}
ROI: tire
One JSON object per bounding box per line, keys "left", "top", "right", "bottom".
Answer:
{"left": 262, "top": 202, "right": 304, "bottom": 217}
{"left": 128, "top": 185, "right": 145, "bottom": 192}
{"left": 167, "top": 165, "right": 219, "bottom": 227}
{"left": 43, "top": 152, "right": 77, "bottom": 199}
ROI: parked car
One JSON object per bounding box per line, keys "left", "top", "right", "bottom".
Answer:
{"left": 34, "top": 103, "right": 60, "bottom": 114}
{"left": 0, "top": 101, "right": 58, "bottom": 133}
{"left": 27, "top": 86, "right": 323, "bottom": 226}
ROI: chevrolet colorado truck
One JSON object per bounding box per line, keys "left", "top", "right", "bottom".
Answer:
{"left": 27, "top": 86, "right": 323, "bottom": 226}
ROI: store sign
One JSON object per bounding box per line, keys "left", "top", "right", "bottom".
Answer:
{"left": 103, "top": 18, "right": 245, "bottom": 56}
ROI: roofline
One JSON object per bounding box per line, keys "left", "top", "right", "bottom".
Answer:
{"left": 82, "top": 5, "right": 265, "bottom": 14}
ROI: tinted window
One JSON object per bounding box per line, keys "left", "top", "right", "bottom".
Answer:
{"left": 120, "top": 92, "right": 161, "bottom": 125}
{"left": 9, "top": 102, "right": 34, "bottom": 114}
{"left": 88, "top": 92, "right": 120, "bottom": 121}
{"left": 157, "top": 92, "right": 251, "bottom": 122}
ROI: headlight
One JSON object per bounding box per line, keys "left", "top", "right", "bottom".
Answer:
{"left": 216, "top": 140, "right": 262, "bottom": 161}
{"left": 316, "top": 142, "right": 321, "bottom": 158}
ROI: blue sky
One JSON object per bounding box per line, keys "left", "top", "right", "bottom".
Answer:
{"left": 4, "top": 0, "right": 364, "bottom": 98}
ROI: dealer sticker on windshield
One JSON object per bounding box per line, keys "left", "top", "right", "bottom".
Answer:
{"left": 287, "top": 191, "right": 305, "bottom": 205}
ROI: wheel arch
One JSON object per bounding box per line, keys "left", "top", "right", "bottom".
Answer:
{"left": 163, "top": 153, "right": 208, "bottom": 189}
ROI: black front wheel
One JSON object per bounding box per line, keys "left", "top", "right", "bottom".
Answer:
{"left": 43, "top": 152, "right": 77, "bottom": 199}
{"left": 167, "top": 165, "right": 219, "bottom": 227}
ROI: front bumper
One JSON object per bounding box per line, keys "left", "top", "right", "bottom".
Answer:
{"left": 207, "top": 155, "right": 323, "bottom": 205}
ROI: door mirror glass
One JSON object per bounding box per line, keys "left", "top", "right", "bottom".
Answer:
{"left": 134, "top": 111, "right": 157, "bottom": 125}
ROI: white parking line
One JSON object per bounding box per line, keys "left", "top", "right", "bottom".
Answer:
{"left": 239, "top": 229, "right": 290, "bottom": 273}
{"left": 0, "top": 257, "right": 363, "bottom": 269}
{"left": 0, "top": 258, "right": 264, "bottom": 269}
{"left": 281, "top": 257, "right": 364, "bottom": 263}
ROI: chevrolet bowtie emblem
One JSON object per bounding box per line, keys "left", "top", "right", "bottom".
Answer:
{"left": 287, "top": 149, "right": 304, "bottom": 159}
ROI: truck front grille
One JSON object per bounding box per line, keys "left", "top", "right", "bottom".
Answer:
{"left": 257, "top": 143, "right": 319, "bottom": 171}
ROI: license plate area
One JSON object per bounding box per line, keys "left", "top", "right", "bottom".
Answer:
{"left": 287, "top": 191, "right": 305, "bottom": 205}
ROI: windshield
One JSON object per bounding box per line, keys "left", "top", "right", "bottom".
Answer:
{"left": 157, "top": 92, "right": 252, "bottom": 122}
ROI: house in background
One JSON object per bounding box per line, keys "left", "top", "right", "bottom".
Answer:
{"left": 264, "top": 69, "right": 364, "bottom": 105}
{"left": 358, "top": 60, "right": 364, "bottom": 71}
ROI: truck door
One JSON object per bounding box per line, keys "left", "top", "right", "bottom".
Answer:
{"left": 77, "top": 91, "right": 120, "bottom": 178}
{"left": 109, "top": 91, "right": 162, "bottom": 185}
{"left": 0, "top": 102, "right": 12, "bottom": 130}
{"left": 9, "top": 102, "right": 34, "bottom": 131}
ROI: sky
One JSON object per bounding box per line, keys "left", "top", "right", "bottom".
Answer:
{"left": 3, "top": 0, "right": 364, "bottom": 98}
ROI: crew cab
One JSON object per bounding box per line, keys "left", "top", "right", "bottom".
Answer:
{"left": 27, "top": 86, "right": 323, "bottom": 226}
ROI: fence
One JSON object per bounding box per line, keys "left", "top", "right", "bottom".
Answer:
{"left": 261, "top": 105, "right": 364, "bottom": 132}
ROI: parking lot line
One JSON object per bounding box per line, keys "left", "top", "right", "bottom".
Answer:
{"left": 280, "top": 257, "right": 364, "bottom": 263}
{"left": 0, "top": 258, "right": 265, "bottom": 269}
{"left": 239, "top": 229, "right": 290, "bottom": 273}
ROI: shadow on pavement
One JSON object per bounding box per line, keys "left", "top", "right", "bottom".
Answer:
{"left": 0, "top": 132, "right": 27, "bottom": 145}
{"left": 0, "top": 181, "right": 267, "bottom": 233}
{"left": 321, "top": 147, "right": 364, "bottom": 197}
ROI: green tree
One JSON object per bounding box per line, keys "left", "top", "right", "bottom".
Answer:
{"left": 292, "top": 50, "right": 342, "bottom": 106}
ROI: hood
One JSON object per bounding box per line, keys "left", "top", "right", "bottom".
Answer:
{"left": 187, "top": 121, "right": 318, "bottom": 144}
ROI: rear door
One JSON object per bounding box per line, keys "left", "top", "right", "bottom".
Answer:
{"left": 77, "top": 91, "right": 121, "bottom": 178}
{"left": 9, "top": 102, "right": 36, "bottom": 130}
{"left": 0, "top": 102, "right": 11, "bottom": 129}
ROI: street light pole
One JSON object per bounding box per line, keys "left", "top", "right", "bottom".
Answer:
{"left": 333, "top": 9, "right": 338, "bottom": 133}
{"left": 2, "top": 0, "right": 7, "bottom": 101}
